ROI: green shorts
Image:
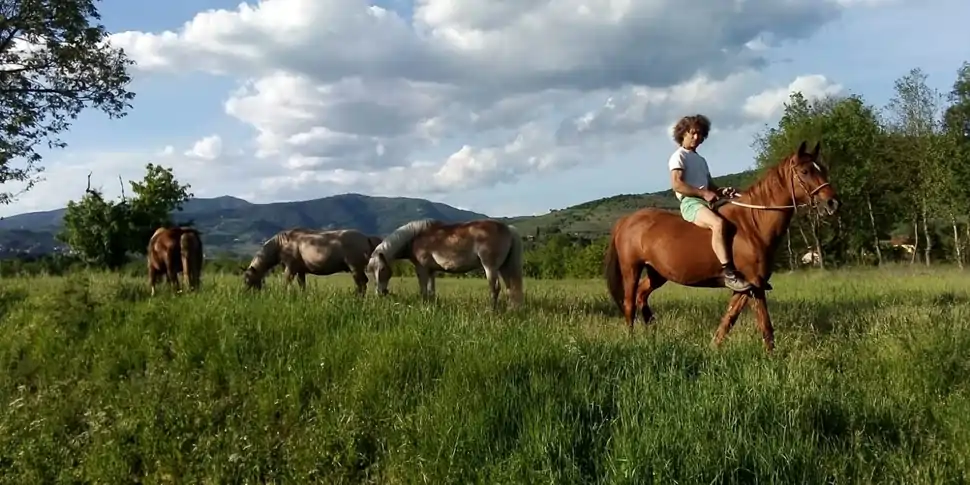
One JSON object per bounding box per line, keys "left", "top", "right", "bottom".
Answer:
{"left": 679, "top": 196, "right": 709, "bottom": 223}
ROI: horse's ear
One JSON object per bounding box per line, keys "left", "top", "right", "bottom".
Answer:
{"left": 797, "top": 140, "right": 808, "bottom": 157}
{"left": 811, "top": 141, "right": 821, "bottom": 158}
{"left": 377, "top": 252, "right": 387, "bottom": 265}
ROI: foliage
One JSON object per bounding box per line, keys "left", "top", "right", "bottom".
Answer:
{"left": 1, "top": 269, "right": 969, "bottom": 482}
{"left": 56, "top": 164, "right": 192, "bottom": 269}
{"left": 0, "top": 0, "right": 135, "bottom": 204}
{"left": 748, "top": 62, "right": 970, "bottom": 269}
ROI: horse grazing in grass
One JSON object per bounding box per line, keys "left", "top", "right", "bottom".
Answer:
{"left": 604, "top": 141, "right": 841, "bottom": 351}
{"left": 243, "top": 228, "right": 381, "bottom": 294}
{"left": 148, "top": 226, "right": 204, "bottom": 296}
{"left": 366, "top": 219, "right": 524, "bottom": 309}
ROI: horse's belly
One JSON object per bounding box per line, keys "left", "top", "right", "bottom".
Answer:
{"left": 644, "top": 232, "right": 721, "bottom": 281}
{"left": 430, "top": 253, "right": 475, "bottom": 273}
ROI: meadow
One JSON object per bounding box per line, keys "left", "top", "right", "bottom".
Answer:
{"left": 1, "top": 266, "right": 969, "bottom": 484}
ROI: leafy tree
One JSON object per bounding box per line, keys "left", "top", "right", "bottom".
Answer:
{"left": 128, "top": 163, "right": 194, "bottom": 247}
{"left": 57, "top": 164, "right": 192, "bottom": 269}
{"left": 884, "top": 68, "right": 946, "bottom": 265}
{"left": 0, "top": 0, "right": 135, "bottom": 204}
{"left": 58, "top": 174, "right": 134, "bottom": 268}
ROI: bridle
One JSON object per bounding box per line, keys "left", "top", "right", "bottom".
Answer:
{"left": 721, "top": 158, "right": 830, "bottom": 212}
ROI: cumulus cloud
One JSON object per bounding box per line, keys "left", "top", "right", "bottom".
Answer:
{"left": 184, "top": 135, "right": 224, "bottom": 160}
{"left": 94, "top": 0, "right": 867, "bottom": 200}
{"left": 742, "top": 75, "right": 844, "bottom": 120}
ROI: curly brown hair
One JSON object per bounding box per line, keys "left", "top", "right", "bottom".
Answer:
{"left": 672, "top": 114, "right": 711, "bottom": 144}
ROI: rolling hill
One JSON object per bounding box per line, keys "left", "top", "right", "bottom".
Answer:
{"left": 0, "top": 169, "right": 759, "bottom": 257}
{"left": 504, "top": 168, "right": 760, "bottom": 238}
{"left": 0, "top": 193, "right": 489, "bottom": 257}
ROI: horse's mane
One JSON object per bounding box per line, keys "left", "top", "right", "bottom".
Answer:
{"left": 730, "top": 154, "right": 799, "bottom": 209}
{"left": 372, "top": 219, "right": 439, "bottom": 260}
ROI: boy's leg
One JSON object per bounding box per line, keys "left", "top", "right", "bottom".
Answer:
{"left": 680, "top": 197, "right": 753, "bottom": 292}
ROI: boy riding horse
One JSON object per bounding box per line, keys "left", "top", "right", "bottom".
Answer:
{"left": 667, "top": 114, "right": 753, "bottom": 292}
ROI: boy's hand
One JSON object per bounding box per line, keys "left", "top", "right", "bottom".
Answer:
{"left": 717, "top": 187, "right": 739, "bottom": 198}
{"left": 700, "top": 189, "right": 719, "bottom": 203}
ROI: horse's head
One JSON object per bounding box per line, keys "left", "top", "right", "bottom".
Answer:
{"left": 242, "top": 266, "right": 263, "bottom": 290}
{"left": 366, "top": 252, "right": 392, "bottom": 295}
{"left": 787, "top": 140, "right": 841, "bottom": 216}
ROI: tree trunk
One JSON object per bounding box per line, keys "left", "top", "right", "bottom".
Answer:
{"left": 911, "top": 216, "right": 919, "bottom": 265}
{"left": 786, "top": 228, "right": 795, "bottom": 271}
{"left": 921, "top": 200, "right": 931, "bottom": 266}
{"left": 866, "top": 193, "right": 883, "bottom": 265}
{"left": 952, "top": 214, "right": 963, "bottom": 269}
{"left": 798, "top": 224, "right": 812, "bottom": 266}
{"left": 810, "top": 215, "right": 825, "bottom": 270}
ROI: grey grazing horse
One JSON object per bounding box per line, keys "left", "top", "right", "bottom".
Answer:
{"left": 243, "top": 228, "right": 381, "bottom": 294}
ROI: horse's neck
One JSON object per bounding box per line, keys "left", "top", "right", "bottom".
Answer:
{"left": 379, "top": 221, "right": 434, "bottom": 259}
{"left": 722, "top": 165, "right": 796, "bottom": 247}
{"left": 251, "top": 234, "right": 284, "bottom": 273}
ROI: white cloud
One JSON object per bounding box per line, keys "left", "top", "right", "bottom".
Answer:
{"left": 742, "top": 75, "right": 844, "bottom": 120}
{"left": 2, "top": 0, "right": 888, "bottom": 215}
{"left": 184, "top": 135, "right": 224, "bottom": 160}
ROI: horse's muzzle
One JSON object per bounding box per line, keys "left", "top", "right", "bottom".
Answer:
{"left": 823, "top": 197, "right": 841, "bottom": 215}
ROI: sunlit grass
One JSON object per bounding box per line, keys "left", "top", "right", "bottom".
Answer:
{"left": 1, "top": 266, "right": 968, "bottom": 483}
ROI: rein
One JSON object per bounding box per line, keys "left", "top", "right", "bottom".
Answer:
{"left": 717, "top": 161, "right": 829, "bottom": 212}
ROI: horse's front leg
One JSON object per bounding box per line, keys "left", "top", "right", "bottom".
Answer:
{"left": 297, "top": 272, "right": 306, "bottom": 290}
{"left": 426, "top": 271, "right": 436, "bottom": 299}
{"left": 283, "top": 266, "right": 295, "bottom": 288}
{"left": 712, "top": 292, "right": 750, "bottom": 347}
{"left": 749, "top": 288, "right": 775, "bottom": 352}
{"left": 414, "top": 266, "right": 431, "bottom": 300}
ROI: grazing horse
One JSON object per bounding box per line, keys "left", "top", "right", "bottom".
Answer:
{"left": 243, "top": 228, "right": 380, "bottom": 295}
{"left": 604, "top": 141, "right": 840, "bottom": 351}
{"left": 366, "top": 219, "right": 524, "bottom": 309}
{"left": 148, "top": 226, "right": 204, "bottom": 296}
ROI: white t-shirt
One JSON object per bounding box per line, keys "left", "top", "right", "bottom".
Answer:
{"left": 667, "top": 147, "right": 712, "bottom": 200}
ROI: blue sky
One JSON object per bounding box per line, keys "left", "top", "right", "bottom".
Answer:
{"left": 2, "top": 0, "right": 968, "bottom": 218}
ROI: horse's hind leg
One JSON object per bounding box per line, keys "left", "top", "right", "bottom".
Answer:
{"left": 498, "top": 266, "right": 523, "bottom": 308}
{"left": 149, "top": 265, "right": 161, "bottom": 297}
{"left": 636, "top": 266, "right": 666, "bottom": 325}
{"left": 712, "top": 292, "right": 750, "bottom": 348}
{"left": 483, "top": 265, "right": 500, "bottom": 311}
{"left": 620, "top": 263, "right": 642, "bottom": 336}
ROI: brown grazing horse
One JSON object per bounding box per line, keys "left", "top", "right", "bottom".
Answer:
{"left": 604, "top": 141, "right": 840, "bottom": 351}
{"left": 366, "top": 219, "right": 524, "bottom": 309}
{"left": 243, "top": 228, "right": 381, "bottom": 294}
{"left": 147, "top": 226, "right": 204, "bottom": 296}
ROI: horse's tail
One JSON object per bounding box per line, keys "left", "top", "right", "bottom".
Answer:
{"left": 500, "top": 224, "right": 525, "bottom": 304}
{"left": 180, "top": 228, "right": 203, "bottom": 289}
{"left": 604, "top": 229, "right": 624, "bottom": 313}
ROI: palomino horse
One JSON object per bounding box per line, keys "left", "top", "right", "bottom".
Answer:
{"left": 243, "top": 228, "right": 381, "bottom": 294}
{"left": 604, "top": 141, "right": 840, "bottom": 351}
{"left": 366, "top": 219, "right": 524, "bottom": 309}
{"left": 148, "top": 226, "right": 204, "bottom": 296}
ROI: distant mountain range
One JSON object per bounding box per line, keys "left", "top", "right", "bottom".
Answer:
{"left": 0, "top": 169, "right": 758, "bottom": 258}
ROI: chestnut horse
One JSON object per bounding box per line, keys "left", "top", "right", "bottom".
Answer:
{"left": 148, "top": 226, "right": 204, "bottom": 296}
{"left": 604, "top": 141, "right": 840, "bottom": 351}
{"left": 366, "top": 219, "right": 524, "bottom": 309}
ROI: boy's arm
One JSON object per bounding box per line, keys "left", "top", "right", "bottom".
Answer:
{"left": 669, "top": 151, "right": 715, "bottom": 200}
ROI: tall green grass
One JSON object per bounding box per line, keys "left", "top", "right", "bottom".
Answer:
{"left": 1, "top": 266, "right": 968, "bottom": 483}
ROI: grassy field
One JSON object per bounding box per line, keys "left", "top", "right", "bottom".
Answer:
{"left": 1, "top": 266, "right": 969, "bottom": 483}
